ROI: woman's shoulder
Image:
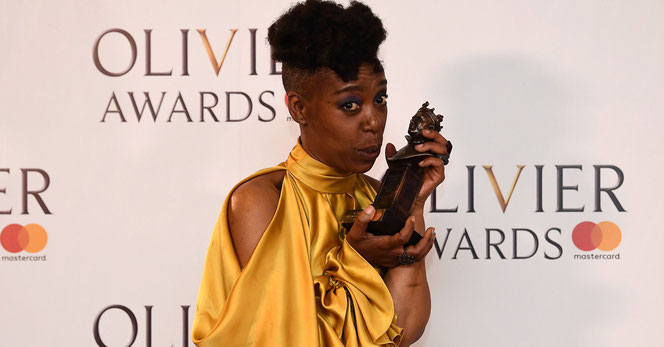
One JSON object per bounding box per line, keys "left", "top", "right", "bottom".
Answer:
{"left": 231, "top": 169, "right": 286, "bottom": 203}
{"left": 228, "top": 169, "right": 286, "bottom": 268}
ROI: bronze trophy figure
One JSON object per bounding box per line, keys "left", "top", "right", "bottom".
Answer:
{"left": 342, "top": 101, "right": 450, "bottom": 246}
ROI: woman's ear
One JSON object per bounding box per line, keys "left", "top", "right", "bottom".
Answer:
{"left": 287, "top": 91, "right": 308, "bottom": 126}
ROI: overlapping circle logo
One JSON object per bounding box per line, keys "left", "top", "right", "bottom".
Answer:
{"left": 0, "top": 224, "right": 48, "bottom": 253}
{"left": 572, "top": 221, "right": 621, "bottom": 251}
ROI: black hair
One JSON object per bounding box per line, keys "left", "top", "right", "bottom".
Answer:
{"left": 267, "top": 0, "right": 387, "bottom": 93}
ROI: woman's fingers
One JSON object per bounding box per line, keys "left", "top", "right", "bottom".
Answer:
{"left": 415, "top": 141, "right": 447, "bottom": 155}
{"left": 418, "top": 157, "right": 446, "bottom": 168}
{"left": 406, "top": 227, "right": 436, "bottom": 260}
{"left": 346, "top": 205, "right": 375, "bottom": 242}
{"left": 385, "top": 142, "right": 397, "bottom": 158}
{"left": 346, "top": 204, "right": 439, "bottom": 266}
{"left": 421, "top": 129, "right": 448, "bottom": 145}
{"left": 415, "top": 130, "right": 448, "bottom": 153}
{"left": 415, "top": 130, "right": 450, "bottom": 169}
{"left": 390, "top": 216, "right": 415, "bottom": 246}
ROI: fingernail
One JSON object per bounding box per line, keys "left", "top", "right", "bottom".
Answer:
{"left": 423, "top": 129, "right": 430, "bottom": 134}
{"left": 416, "top": 144, "right": 424, "bottom": 149}
{"left": 360, "top": 205, "right": 375, "bottom": 222}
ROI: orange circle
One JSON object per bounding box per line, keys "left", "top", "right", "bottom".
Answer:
{"left": 596, "top": 221, "right": 621, "bottom": 251}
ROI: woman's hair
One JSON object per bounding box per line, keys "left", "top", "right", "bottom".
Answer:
{"left": 267, "top": 0, "right": 387, "bottom": 93}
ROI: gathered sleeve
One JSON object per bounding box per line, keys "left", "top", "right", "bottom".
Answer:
{"left": 314, "top": 237, "right": 403, "bottom": 347}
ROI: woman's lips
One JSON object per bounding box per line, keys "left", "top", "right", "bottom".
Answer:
{"left": 356, "top": 144, "right": 381, "bottom": 160}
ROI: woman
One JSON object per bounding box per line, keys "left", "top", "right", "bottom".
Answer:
{"left": 192, "top": 1, "right": 450, "bottom": 346}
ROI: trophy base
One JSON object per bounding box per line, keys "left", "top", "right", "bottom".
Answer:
{"left": 341, "top": 207, "right": 423, "bottom": 246}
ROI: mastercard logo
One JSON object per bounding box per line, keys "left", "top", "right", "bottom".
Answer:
{"left": 572, "top": 221, "right": 621, "bottom": 252}
{"left": 0, "top": 224, "right": 48, "bottom": 253}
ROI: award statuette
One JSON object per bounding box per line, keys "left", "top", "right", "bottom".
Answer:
{"left": 342, "top": 101, "right": 447, "bottom": 246}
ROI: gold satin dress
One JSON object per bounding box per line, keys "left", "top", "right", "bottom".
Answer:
{"left": 192, "top": 140, "right": 402, "bottom": 346}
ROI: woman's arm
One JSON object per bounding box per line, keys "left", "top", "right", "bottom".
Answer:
{"left": 383, "top": 203, "right": 434, "bottom": 346}
{"left": 384, "top": 128, "right": 448, "bottom": 345}
{"left": 345, "top": 197, "right": 435, "bottom": 346}
{"left": 355, "top": 127, "right": 450, "bottom": 345}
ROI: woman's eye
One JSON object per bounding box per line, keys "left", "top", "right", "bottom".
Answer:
{"left": 341, "top": 102, "right": 360, "bottom": 111}
{"left": 375, "top": 94, "right": 388, "bottom": 104}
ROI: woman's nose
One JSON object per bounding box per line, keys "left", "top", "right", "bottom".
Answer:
{"left": 361, "top": 107, "right": 382, "bottom": 133}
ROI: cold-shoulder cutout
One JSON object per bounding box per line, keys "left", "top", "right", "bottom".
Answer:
{"left": 228, "top": 170, "right": 286, "bottom": 268}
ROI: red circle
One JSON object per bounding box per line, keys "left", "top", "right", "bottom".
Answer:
{"left": 572, "top": 221, "right": 600, "bottom": 251}
{"left": 1, "top": 224, "right": 25, "bottom": 253}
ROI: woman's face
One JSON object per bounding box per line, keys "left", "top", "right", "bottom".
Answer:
{"left": 298, "top": 63, "right": 388, "bottom": 174}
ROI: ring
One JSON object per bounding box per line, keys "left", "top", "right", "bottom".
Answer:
{"left": 397, "top": 247, "right": 416, "bottom": 266}
{"left": 434, "top": 140, "right": 452, "bottom": 165}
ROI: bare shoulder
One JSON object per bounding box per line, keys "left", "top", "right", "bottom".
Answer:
{"left": 361, "top": 174, "right": 382, "bottom": 192}
{"left": 228, "top": 170, "right": 286, "bottom": 268}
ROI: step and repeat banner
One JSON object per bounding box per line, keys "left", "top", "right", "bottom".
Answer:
{"left": 1, "top": 1, "right": 662, "bottom": 346}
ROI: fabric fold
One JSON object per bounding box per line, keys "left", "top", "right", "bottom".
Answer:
{"left": 314, "top": 237, "right": 402, "bottom": 346}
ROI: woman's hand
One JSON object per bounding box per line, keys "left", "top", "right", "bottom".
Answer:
{"left": 345, "top": 205, "right": 436, "bottom": 268}
{"left": 385, "top": 129, "right": 450, "bottom": 209}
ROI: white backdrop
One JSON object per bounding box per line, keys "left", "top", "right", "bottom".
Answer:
{"left": 1, "top": 1, "right": 663, "bottom": 346}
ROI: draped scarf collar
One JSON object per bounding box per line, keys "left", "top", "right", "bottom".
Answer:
{"left": 285, "top": 139, "right": 358, "bottom": 194}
